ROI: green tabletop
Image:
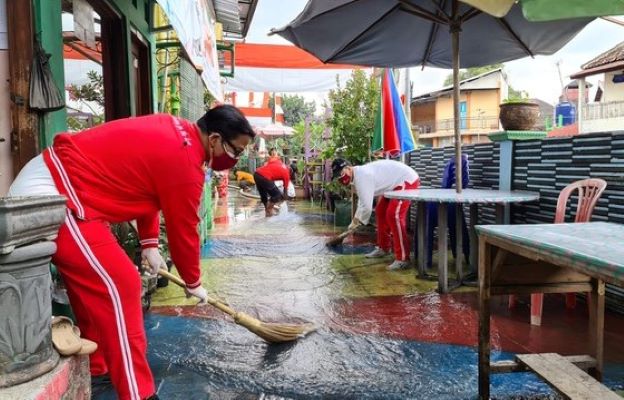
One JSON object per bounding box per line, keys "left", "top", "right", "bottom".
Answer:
{"left": 383, "top": 188, "right": 539, "bottom": 204}
{"left": 476, "top": 222, "right": 624, "bottom": 285}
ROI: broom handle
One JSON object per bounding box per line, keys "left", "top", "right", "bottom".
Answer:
{"left": 157, "top": 268, "right": 239, "bottom": 318}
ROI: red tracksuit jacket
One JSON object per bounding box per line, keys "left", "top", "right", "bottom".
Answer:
{"left": 256, "top": 158, "right": 290, "bottom": 188}
{"left": 43, "top": 114, "right": 205, "bottom": 287}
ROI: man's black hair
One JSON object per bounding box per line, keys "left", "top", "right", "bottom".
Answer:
{"left": 197, "top": 104, "right": 255, "bottom": 141}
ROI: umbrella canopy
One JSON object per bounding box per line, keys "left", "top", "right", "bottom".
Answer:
{"left": 462, "top": 0, "right": 624, "bottom": 22}
{"left": 273, "top": 0, "right": 593, "bottom": 192}
{"left": 373, "top": 69, "right": 416, "bottom": 157}
{"left": 254, "top": 123, "right": 295, "bottom": 139}
{"left": 272, "top": 1, "right": 592, "bottom": 69}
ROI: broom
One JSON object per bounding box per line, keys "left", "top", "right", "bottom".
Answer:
{"left": 157, "top": 268, "right": 315, "bottom": 343}
{"left": 325, "top": 226, "right": 357, "bottom": 247}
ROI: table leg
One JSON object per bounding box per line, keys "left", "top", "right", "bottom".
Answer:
{"left": 438, "top": 203, "right": 448, "bottom": 293}
{"left": 478, "top": 238, "right": 492, "bottom": 400}
{"left": 588, "top": 278, "right": 605, "bottom": 380}
{"left": 495, "top": 204, "right": 504, "bottom": 224}
{"left": 417, "top": 202, "right": 426, "bottom": 278}
{"left": 469, "top": 204, "right": 478, "bottom": 274}
{"left": 455, "top": 205, "right": 463, "bottom": 281}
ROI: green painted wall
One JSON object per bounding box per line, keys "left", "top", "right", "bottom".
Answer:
{"left": 33, "top": 0, "right": 67, "bottom": 148}
{"left": 34, "top": 0, "right": 157, "bottom": 145}
{"left": 108, "top": 0, "right": 157, "bottom": 116}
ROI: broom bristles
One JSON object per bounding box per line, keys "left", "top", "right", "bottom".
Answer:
{"left": 234, "top": 312, "right": 316, "bottom": 343}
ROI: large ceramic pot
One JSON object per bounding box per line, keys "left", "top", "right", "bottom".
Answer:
{"left": 499, "top": 101, "right": 540, "bottom": 131}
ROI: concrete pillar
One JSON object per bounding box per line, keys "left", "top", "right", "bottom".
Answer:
{"left": 578, "top": 77, "right": 586, "bottom": 134}
{"left": 0, "top": 196, "right": 66, "bottom": 387}
{"left": 499, "top": 140, "right": 513, "bottom": 224}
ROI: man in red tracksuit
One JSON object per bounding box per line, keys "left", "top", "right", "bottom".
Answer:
{"left": 8, "top": 105, "right": 254, "bottom": 400}
{"left": 253, "top": 153, "right": 290, "bottom": 217}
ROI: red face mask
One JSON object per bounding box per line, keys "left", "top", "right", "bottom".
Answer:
{"left": 210, "top": 152, "right": 238, "bottom": 171}
{"left": 339, "top": 174, "right": 352, "bottom": 186}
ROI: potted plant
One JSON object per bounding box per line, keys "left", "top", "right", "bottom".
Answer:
{"left": 499, "top": 97, "right": 540, "bottom": 131}
{"left": 324, "top": 180, "right": 352, "bottom": 227}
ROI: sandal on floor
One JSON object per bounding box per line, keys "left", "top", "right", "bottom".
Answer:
{"left": 72, "top": 326, "right": 98, "bottom": 355}
{"left": 51, "top": 316, "right": 83, "bottom": 356}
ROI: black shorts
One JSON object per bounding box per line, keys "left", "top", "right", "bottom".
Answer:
{"left": 253, "top": 172, "right": 283, "bottom": 206}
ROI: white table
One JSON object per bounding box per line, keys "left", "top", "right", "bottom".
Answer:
{"left": 384, "top": 188, "right": 539, "bottom": 292}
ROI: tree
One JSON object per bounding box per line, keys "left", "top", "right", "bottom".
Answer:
{"left": 269, "top": 94, "right": 316, "bottom": 126}
{"left": 66, "top": 70, "right": 104, "bottom": 131}
{"left": 326, "top": 70, "right": 379, "bottom": 165}
{"left": 507, "top": 86, "right": 529, "bottom": 100}
{"left": 291, "top": 117, "right": 327, "bottom": 156}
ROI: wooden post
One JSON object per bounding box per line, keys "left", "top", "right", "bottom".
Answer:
{"left": 7, "top": 0, "right": 39, "bottom": 176}
{"left": 588, "top": 278, "right": 605, "bottom": 380}
{"left": 438, "top": 203, "right": 448, "bottom": 293}
{"left": 417, "top": 202, "right": 426, "bottom": 278}
{"left": 478, "top": 236, "right": 492, "bottom": 399}
{"left": 455, "top": 205, "right": 463, "bottom": 280}
{"left": 469, "top": 204, "right": 478, "bottom": 274}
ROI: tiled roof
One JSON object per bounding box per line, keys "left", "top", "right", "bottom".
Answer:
{"left": 582, "top": 41, "right": 624, "bottom": 70}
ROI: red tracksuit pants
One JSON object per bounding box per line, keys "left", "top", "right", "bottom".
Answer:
{"left": 53, "top": 212, "right": 155, "bottom": 400}
{"left": 375, "top": 179, "right": 420, "bottom": 261}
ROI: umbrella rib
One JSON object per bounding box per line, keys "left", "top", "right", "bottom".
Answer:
{"left": 326, "top": 4, "right": 400, "bottom": 63}
{"left": 421, "top": 0, "right": 448, "bottom": 70}
{"left": 399, "top": 0, "right": 448, "bottom": 25}
{"left": 460, "top": 8, "right": 481, "bottom": 23}
{"left": 496, "top": 17, "right": 534, "bottom": 58}
{"left": 428, "top": 0, "right": 450, "bottom": 21}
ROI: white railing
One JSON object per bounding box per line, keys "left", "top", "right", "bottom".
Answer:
{"left": 583, "top": 100, "right": 624, "bottom": 120}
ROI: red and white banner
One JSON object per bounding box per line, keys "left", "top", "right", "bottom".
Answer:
{"left": 224, "top": 43, "right": 362, "bottom": 93}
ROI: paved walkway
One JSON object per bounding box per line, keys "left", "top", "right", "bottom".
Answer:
{"left": 96, "top": 190, "right": 624, "bottom": 399}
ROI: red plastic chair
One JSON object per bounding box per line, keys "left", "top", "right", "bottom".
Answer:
{"left": 509, "top": 178, "right": 607, "bottom": 325}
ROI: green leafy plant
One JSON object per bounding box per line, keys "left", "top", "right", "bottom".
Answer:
{"left": 323, "top": 179, "right": 350, "bottom": 201}
{"left": 326, "top": 70, "right": 379, "bottom": 165}
{"left": 268, "top": 94, "right": 316, "bottom": 126}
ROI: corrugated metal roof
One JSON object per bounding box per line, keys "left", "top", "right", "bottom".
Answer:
{"left": 213, "top": 0, "right": 258, "bottom": 38}
{"left": 412, "top": 69, "right": 505, "bottom": 103}
{"left": 582, "top": 41, "right": 624, "bottom": 70}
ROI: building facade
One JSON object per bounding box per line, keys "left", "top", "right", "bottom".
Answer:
{"left": 411, "top": 69, "right": 508, "bottom": 148}
{"left": 571, "top": 41, "right": 624, "bottom": 135}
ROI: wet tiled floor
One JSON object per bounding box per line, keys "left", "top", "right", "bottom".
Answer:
{"left": 96, "top": 190, "right": 624, "bottom": 399}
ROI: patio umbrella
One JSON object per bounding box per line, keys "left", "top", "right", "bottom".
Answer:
{"left": 461, "top": 0, "right": 624, "bottom": 22}
{"left": 372, "top": 68, "right": 416, "bottom": 157}
{"left": 254, "top": 123, "right": 295, "bottom": 139}
{"left": 272, "top": 0, "right": 593, "bottom": 192}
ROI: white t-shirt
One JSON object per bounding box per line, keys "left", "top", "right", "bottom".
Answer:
{"left": 7, "top": 154, "right": 60, "bottom": 197}
{"left": 353, "top": 160, "right": 419, "bottom": 224}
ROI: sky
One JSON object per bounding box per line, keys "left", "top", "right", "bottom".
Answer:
{"left": 245, "top": 0, "right": 624, "bottom": 106}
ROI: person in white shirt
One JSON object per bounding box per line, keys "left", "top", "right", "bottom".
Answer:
{"left": 332, "top": 158, "right": 420, "bottom": 270}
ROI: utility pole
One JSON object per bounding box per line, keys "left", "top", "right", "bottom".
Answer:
{"left": 555, "top": 60, "right": 567, "bottom": 102}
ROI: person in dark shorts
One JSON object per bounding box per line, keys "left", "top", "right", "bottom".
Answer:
{"left": 253, "top": 155, "right": 290, "bottom": 217}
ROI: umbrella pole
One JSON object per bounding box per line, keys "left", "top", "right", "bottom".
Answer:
{"left": 451, "top": 10, "right": 463, "bottom": 193}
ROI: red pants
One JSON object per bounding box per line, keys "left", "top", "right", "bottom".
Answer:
{"left": 53, "top": 212, "right": 155, "bottom": 400}
{"left": 375, "top": 179, "right": 420, "bottom": 261}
